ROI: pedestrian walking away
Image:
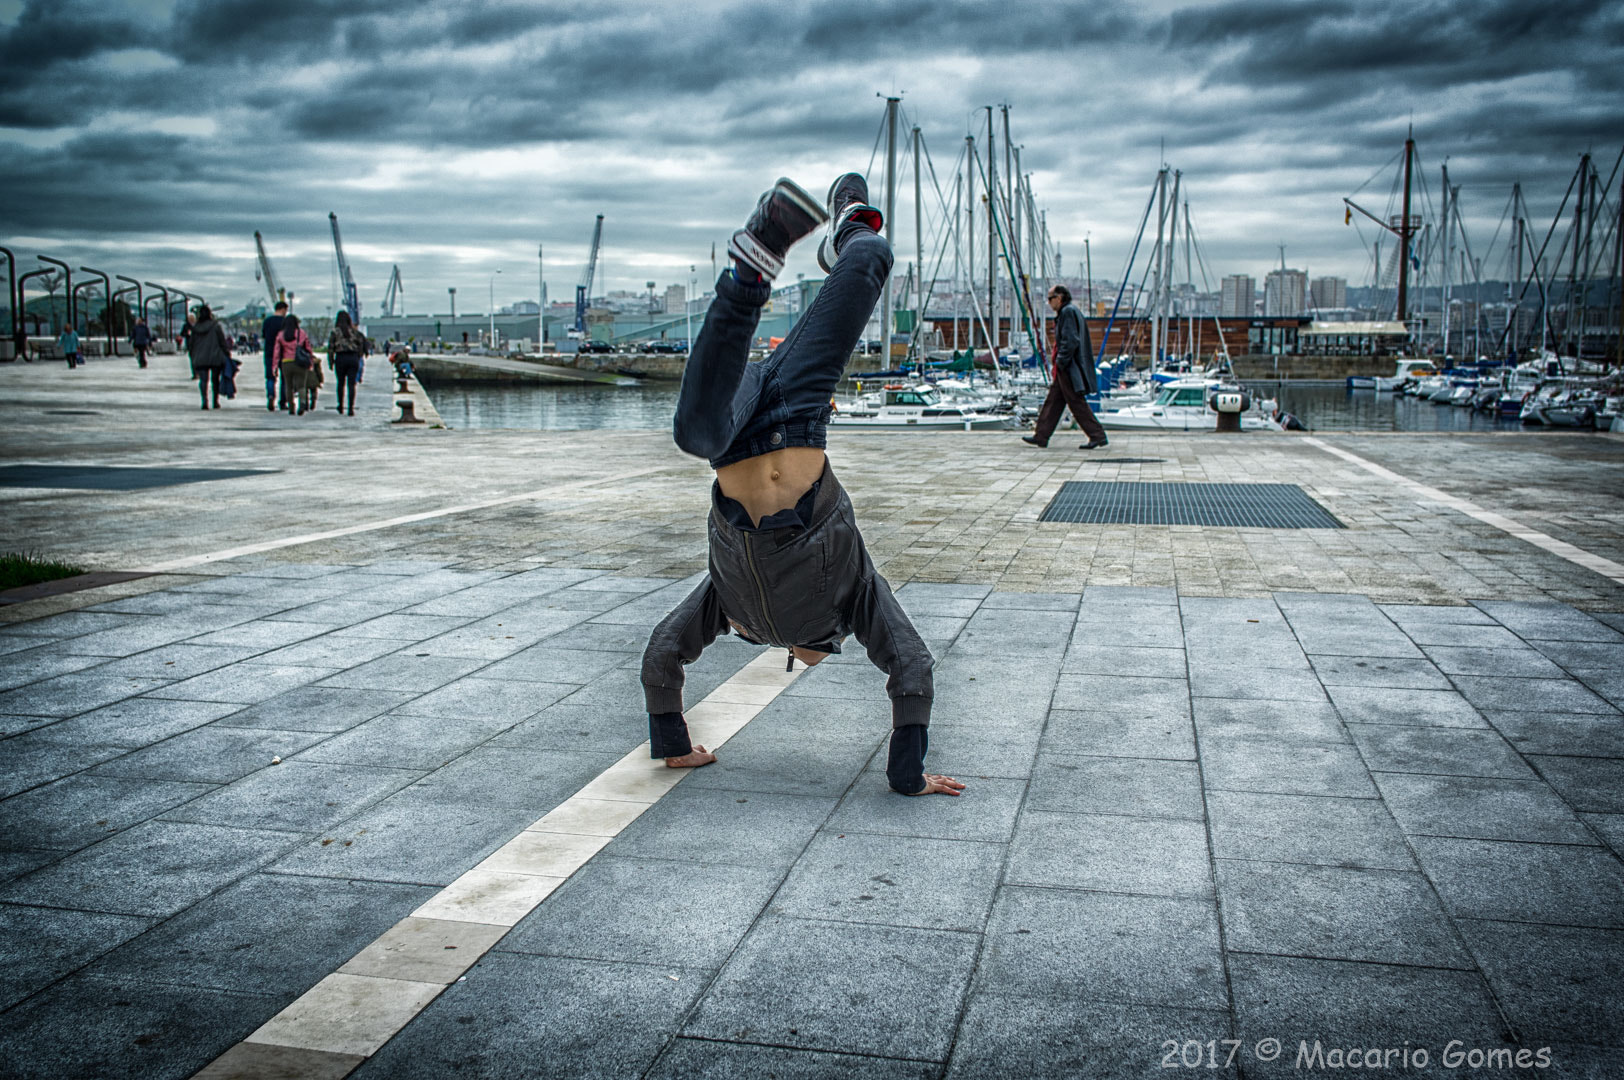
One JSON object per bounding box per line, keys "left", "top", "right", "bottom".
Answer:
{"left": 327, "top": 309, "right": 365, "bottom": 416}
{"left": 641, "top": 172, "right": 963, "bottom": 798}
{"left": 130, "top": 317, "right": 152, "bottom": 368}
{"left": 57, "top": 326, "right": 80, "bottom": 368}
{"left": 273, "top": 314, "right": 320, "bottom": 415}
{"left": 261, "top": 301, "right": 287, "bottom": 411}
{"left": 188, "top": 305, "right": 231, "bottom": 409}
{"left": 1021, "top": 284, "right": 1109, "bottom": 450}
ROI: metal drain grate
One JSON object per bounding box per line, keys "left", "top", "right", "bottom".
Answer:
{"left": 1040, "top": 482, "right": 1343, "bottom": 528}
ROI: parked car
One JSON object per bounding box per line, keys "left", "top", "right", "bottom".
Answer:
{"left": 577, "top": 340, "right": 615, "bottom": 354}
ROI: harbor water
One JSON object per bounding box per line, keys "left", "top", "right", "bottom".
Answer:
{"left": 420, "top": 378, "right": 1560, "bottom": 435}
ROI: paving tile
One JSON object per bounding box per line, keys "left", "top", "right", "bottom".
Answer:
{"left": 488, "top": 701, "right": 648, "bottom": 757}
{"left": 1192, "top": 697, "right": 1348, "bottom": 742}
{"left": 1007, "top": 810, "right": 1212, "bottom": 898}
{"left": 43, "top": 696, "right": 245, "bottom": 747}
{"left": 0, "top": 904, "right": 154, "bottom": 1011}
{"left": 0, "top": 673, "right": 172, "bottom": 719}
{"left": 1527, "top": 639, "right": 1624, "bottom": 674}
{"left": 921, "top": 721, "right": 1041, "bottom": 779}
{"left": 1346, "top": 724, "right": 1536, "bottom": 780}
{"left": 979, "top": 590, "right": 1081, "bottom": 611}
{"left": 0, "top": 972, "right": 278, "bottom": 1080}
{"left": 608, "top": 785, "right": 834, "bottom": 868}
{"left": 1484, "top": 709, "right": 1624, "bottom": 758}
{"left": 1413, "top": 837, "right": 1624, "bottom": 927}
{"left": 1188, "top": 663, "right": 1329, "bottom": 702}
{"left": 317, "top": 652, "right": 486, "bottom": 692}
{"left": 290, "top": 709, "right": 510, "bottom": 771}
{"left": 76, "top": 643, "right": 260, "bottom": 681}
{"left": 0, "top": 773, "right": 215, "bottom": 852}
{"left": 194, "top": 1042, "right": 364, "bottom": 1080}
{"left": 1529, "top": 755, "right": 1624, "bottom": 813}
{"left": 1085, "top": 585, "right": 1179, "bottom": 606}
{"left": 1, "top": 610, "right": 148, "bottom": 638}
{"left": 88, "top": 872, "right": 434, "bottom": 997}
{"left": 772, "top": 831, "right": 1003, "bottom": 932}
{"left": 1474, "top": 600, "right": 1623, "bottom": 643}
{"left": 410, "top": 870, "right": 565, "bottom": 927}
{"left": 1422, "top": 645, "right": 1567, "bottom": 679}
{"left": 213, "top": 686, "right": 418, "bottom": 733}
{"left": 1374, "top": 772, "right": 1593, "bottom": 844}
{"left": 1451, "top": 675, "right": 1619, "bottom": 716}
{"left": 1216, "top": 859, "right": 1469, "bottom": 967}
{"left": 928, "top": 652, "right": 1062, "bottom": 730}
{"left": 828, "top": 770, "right": 1025, "bottom": 843}
{"left": 349, "top": 952, "right": 702, "bottom": 1080}
{"left": 653, "top": 1038, "right": 938, "bottom": 1080}
{"left": 0, "top": 850, "right": 59, "bottom": 885}
{"left": 394, "top": 675, "right": 571, "bottom": 723}
{"left": 979, "top": 886, "right": 1226, "bottom": 1008}
{"left": 1042, "top": 708, "right": 1195, "bottom": 761}
{"left": 1055, "top": 673, "right": 1190, "bottom": 716}
{"left": 340, "top": 916, "right": 508, "bottom": 984}
{"left": 1395, "top": 621, "right": 1529, "bottom": 648}
{"left": 0, "top": 728, "right": 130, "bottom": 798}
{"left": 162, "top": 761, "right": 420, "bottom": 833}
{"left": 1227, "top": 954, "right": 1507, "bottom": 1079}
{"left": 265, "top": 599, "right": 403, "bottom": 626}
{"left": 0, "top": 645, "right": 116, "bottom": 691}
{"left": 145, "top": 664, "right": 339, "bottom": 705}
{"left": 1199, "top": 737, "right": 1375, "bottom": 798}
{"left": 0, "top": 820, "right": 301, "bottom": 917}
{"left": 685, "top": 913, "right": 978, "bottom": 1060}
{"left": 1458, "top": 919, "right": 1624, "bottom": 1045}
{"left": 92, "top": 726, "right": 329, "bottom": 784}
{"left": 59, "top": 611, "right": 254, "bottom": 656}
{"left": 1575, "top": 668, "right": 1624, "bottom": 710}
{"left": 478, "top": 646, "right": 629, "bottom": 685}
{"left": 540, "top": 620, "right": 654, "bottom": 652}
{"left": 1325, "top": 685, "right": 1485, "bottom": 728}
{"left": 256, "top": 633, "right": 414, "bottom": 669}
{"left": 409, "top": 746, "right": 619, "bottom": 812}
{"left": 1206, "top": 790, "right": 1414, "bottom": 870}
{"left": 1027, "top": 754, "right": 1204, "bottom": 820}
{"left": 187, "top": 620, "right": 344, "bottom": 650}
{"left": 958, "top": 607, "right": 1075, "bottom": 657}
{"left": 1308, "top": 654, "right": 1452, "bottom": 690}
{"left": 502, "top": 855, "right": 782, "bottom": 968}
{"left": 1073, "top": 606, "right": 1185, "bottom": 648}
{"left": 247, "top": 970, "right": 443, "bottom": 1057}
{"left": 946, "top": 995, "right": 1236, "bottom": 1080}
{"left": 1061, "top": 643, "right": 1187, "bottom": 678}
{"left": 1585, "top": 813, "right": 1624, "bottom": 858}
{"left": 680, "top": 715, "right": 883, "bottom": 796}
{"left": 478, "top": 829, "right": 610, "bottom": 878}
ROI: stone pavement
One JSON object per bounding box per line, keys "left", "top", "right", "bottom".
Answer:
{"left": 0, "top": 354, "right": 1623, "bottom": 1078}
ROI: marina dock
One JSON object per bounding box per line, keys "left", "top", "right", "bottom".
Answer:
{"left": 1, "top": 351, "right": 1622, "bottom": 1079}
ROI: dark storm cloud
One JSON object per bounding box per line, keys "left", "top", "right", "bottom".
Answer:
{"left": 2, "top": 0, "right": 1619, "bottom": 307}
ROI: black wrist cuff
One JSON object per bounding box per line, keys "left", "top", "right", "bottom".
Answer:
{"left": 649, "top": 712, "right": 692, "bottom": 759}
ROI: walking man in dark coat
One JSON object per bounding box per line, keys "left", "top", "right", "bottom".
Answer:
{"left": 1022, "top": 285, "right": 1108, "bottom": 450}
{"left": 261, "top": 301, "right": 287, "bottom": 412}
{"left": 131, "top": 317, "right": 152, "bottom": 368}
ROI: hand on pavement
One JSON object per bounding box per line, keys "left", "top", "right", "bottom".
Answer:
{"left": 911, "top": 773, "right": 966, "bottom": 796}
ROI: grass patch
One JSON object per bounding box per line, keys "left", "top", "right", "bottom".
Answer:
{"left": 0, "top": 551, "right": 88, "bottom": 592}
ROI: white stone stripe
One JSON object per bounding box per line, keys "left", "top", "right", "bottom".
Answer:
{"left": 1305, "top": 436, "right": 1624, "bottom": 585}
{"left": 215, "top": 648, "right": 802, "bottom": 1072}
{"left": 140, "top": 466, "right": 667, "bottom": 573}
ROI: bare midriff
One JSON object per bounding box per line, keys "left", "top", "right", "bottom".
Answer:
{"left": 714, "top": 447, "right": 827, "bottom": 527}
{"left": 715, "top": 446, "right": 832, "bottom": 667}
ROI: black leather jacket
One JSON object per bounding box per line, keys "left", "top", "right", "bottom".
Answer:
{"left": 1055, "top": 303, "right": 1097, "bottom": 395}
{"left": 641, "top": 462, "right": 933, "bottom": 729}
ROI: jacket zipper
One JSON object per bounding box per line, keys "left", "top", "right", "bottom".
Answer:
{"left": 741, "top": 533, "right": 783, "bottom": 644}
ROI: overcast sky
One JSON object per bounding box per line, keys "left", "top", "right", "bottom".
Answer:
{"left": 2, "top": 0, "right": 1620, "bottom": 319}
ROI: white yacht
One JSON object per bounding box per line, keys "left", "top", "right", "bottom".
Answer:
{"left": 1098, "top": 380, "right": 1282, "bottom": 432}
{"left": 830, "top": 384, "right": 1017, "bottom": 430}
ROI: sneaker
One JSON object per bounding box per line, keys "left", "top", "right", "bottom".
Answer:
{"left": 726, "top": 177, "right": 828, "bottom": 281}
{"left": 817, "top": 172, "right": 884, "bottom": 272}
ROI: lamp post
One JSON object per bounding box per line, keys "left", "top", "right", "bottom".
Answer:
{"left": 0, "top": 246, "right": 14, "bottom": 347}
{"left": 80, "top": 266, "right": 113, "bottom": 353}
{"left": 143, "top": 283, "right": 170, "bottom": 337}
{"left": 488, "top": 269, "right": 501, "bottom": 349}
{"left": 686, "top": 265, "right": 695, "bottom": 358}
{"left": 448, "top": 288, "right": 456, "bottom": 345}
{"left": 37, "top": 256, "right": 72, "bottom": 333}
{"left": 115, "top": 276, "right": 143, "bottom": 338}
{"left": 538, "top": 244, "right": 547, "bottom": 348}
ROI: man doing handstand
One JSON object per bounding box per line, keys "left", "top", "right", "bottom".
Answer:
{"left": 641, "top": 172, "right": 964, "bottom": 797}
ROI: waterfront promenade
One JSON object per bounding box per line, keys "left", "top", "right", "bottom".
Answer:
{"left": 1, "top": 351, "right": 1622, "bottom": 1078}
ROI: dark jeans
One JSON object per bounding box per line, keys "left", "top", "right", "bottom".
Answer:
{"left": 64, "top": 352, "right": 79, "bottom": 369}
{"left": 1031, "top": 371, "right": 1107, "bottom": 444}
{"left": 334, "top": 353, "right": 361, "bottom": 411}
{"left": 674, "top": 218, "right": 892, "bottom": 466}
{"left": 198, "top": 367, "right": 221, "bottom": 407}
{"left": 263, "top": 354, "right": 280, "bottom": 407}
{"left": 135, "top": 347, "right": 147, "bottom": 367}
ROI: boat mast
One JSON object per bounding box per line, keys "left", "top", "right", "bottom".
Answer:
{"left": 1511, "top": 183, "right": 1524, "bottom": 353}
{"left": 965, "top": 135, "right": 977, "bottom": 349}
{"left": 953, "top": 167, "right": 961, "bottom": 354}
{"left": 1441, "top": 163, "right": 1451, "bottom": 357}
{"left": 1568, "top": 153, "right": 1589, "bottom": 358}
{"left": 1397, "top": 131, "right": 1414, "bottom": 329}
{"left": 1151, "top": 168, "right": 1166, "bottom": 367}
{"left": 883, "top": 96, "right": 899, "bottom": 362}
{"left": 986, "top": 107, "right": 996, "bottom": 356}
{"left": 1185, "top": 198, "right": 1193, "bottom": 364}
{"left": 1167, "top": 171, "right": 1181, "bottom": 363}
{"left": 913, "top": 123, "right": 923, "bottom": 359}
{"left": 1616, "top": 171, "right": 1624, "bottom": 367}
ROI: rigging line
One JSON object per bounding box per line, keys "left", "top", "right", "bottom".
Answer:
{"left": 1479, "top": 187, "right": 1516, "bottom": 275}
{"left": 864, "top": 110, "right": 887, "bottom": 180}
{"left": 1093, "top": 178, "right": 1160, "bottom": 367}
{"left": 968, "top": 142, "right": 1041, "bottom": 356}
{"left": 1349, "top": 147, "right": 1404, "bottom": 198}
{"left": 1492, "top": 163, "right": 1580, "bottom": 355}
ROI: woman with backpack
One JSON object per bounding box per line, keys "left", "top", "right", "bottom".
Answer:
{"left": 327, "top": 309, "right": 366, "bottom": 416}
{"left": 188, "top": 305, "right": 233, "bottom": 409}
{"left": 273, "top": 314, "right": 320, "bottom": 414}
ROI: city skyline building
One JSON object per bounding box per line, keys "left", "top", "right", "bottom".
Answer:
{"left": 1220, "top": 274, "right": 1255, "bottom": 318}
{"left": 1310, "top": 276, "right": 1348, "bottom": 312}
{"left": 1264, "top": 269, "right": 1308, "bottom": 316}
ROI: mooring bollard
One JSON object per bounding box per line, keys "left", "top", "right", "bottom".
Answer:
{"left": 393, "top": 399, "right": 424, "bottom": 424}
{"left": 1207, "top": 387, "right": 1250, "bottom": 433}
{"left": 395, "top": 377, "right": 410, "bottom": 393}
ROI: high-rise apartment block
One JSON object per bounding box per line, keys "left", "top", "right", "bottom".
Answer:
{"left": 1310, "top": 276, "right": 1348, "bottom": 311}
{"left": 1264, "top": 269, "right": 1308, "bottom": 316}
{"left": 1220, "top": 275, "right": 1255, "bottom": 317}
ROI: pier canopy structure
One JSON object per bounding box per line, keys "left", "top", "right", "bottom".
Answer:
{"left": 1297, "top": 320, "right": 1412, "bottom": 356}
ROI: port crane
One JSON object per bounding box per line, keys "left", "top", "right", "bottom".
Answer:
{"left": 380, "top": 265, "right": 403, "bottom": 318}
{"left": 328, "top": 212, "right": 361, "bottom": 324}
{"left": 253, "top": 231, "right": 285, "bottom": 305}
{"left": 573, "top": 214, "right": 604, "bottom": 335}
